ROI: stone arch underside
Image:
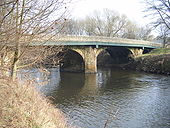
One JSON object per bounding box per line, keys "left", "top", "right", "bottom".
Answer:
{"left": 60, "top": 46, "right": 145, "bottom": 73}
{"left": 97, "top": 47, "right": 134, "bottom": 67}
{"left": 60, "top": 48, "right": 85, "bottom": 72}
{"left": 71, "top": 47, "right": 104, "bottom": 73}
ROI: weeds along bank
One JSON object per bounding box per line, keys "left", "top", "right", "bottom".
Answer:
{"left": 0, "top": 78, "right": 71, "bottom": 128}
{"left": 125, "top": 48, "right": 170, "bottom": 75}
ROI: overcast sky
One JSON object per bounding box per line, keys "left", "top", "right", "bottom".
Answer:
{"left": 70, "top": 0, "right": 150, "bottom": 26}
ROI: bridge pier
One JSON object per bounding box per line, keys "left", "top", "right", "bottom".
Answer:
{"left": 128, "top": 48, "right": 144, "bottom": 57}
{"left": 83, "top": 47, "right": 100, "bottom": 73}
{"left": 72, "top": 47, "right": 103, "bottom": 73}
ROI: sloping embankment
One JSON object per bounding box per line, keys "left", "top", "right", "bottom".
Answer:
{"left": 131, "top": 54, "right": 170, "bottom": 75}
{"left": 123, "top": 48, "right": 170, "bottom": 75}
{"left": 124, "top": 51, "right": 170, "bottom": 75}
{"left": 0, "top": 78, "right": 71, "bottom": 128}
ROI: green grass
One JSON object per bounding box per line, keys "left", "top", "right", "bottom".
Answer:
{"left": 149, "top": 48, "right": 170, "bottom": 54}
{"left": 138, "top": 48, "right": 170, "bottom": 57}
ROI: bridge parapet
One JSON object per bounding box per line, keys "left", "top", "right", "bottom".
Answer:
{"left": 30, "top": 35, "right": 161, "bottom": 48}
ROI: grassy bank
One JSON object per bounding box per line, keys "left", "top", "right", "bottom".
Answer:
{"left": 0, "top": 78, "right": 71, "bottom": 128}
{"left": 125, "top": 48, "right": 170, "bottom": 75}
{"left": 139, "top": 48, "right": 170, "bottom": 57}
{"left": 149, "top": 48, "right": 170, "bottom": 55}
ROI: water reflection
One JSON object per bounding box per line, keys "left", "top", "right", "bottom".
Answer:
{"left": 37, "top": 68, "right": 170, "bottom": 128}
{"left": 50, "top": 72, "right": 85, "bottom": 105}
{"left": 49, "top": 73, "right": 101, "bottom": 108}
{"left": 37, "top": 68, "right": 61, "bottom": 95}
{"left": 78, "top": 74, "right": 99, "bottom": 96}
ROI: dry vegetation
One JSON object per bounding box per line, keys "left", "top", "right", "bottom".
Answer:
{"left": 0, "top": 1, "right": 74, "bottom": 127}
{"left": 0, "top": 78, "right": 72, "bottom": 128}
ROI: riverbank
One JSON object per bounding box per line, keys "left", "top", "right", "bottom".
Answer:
{"left": 124, "top": 48, "right": 170, "bottom": 75}
{"left": 0, "top": 78, "right": 71, "bottom": 128}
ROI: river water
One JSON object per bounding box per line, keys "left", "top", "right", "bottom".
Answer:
{"left": 37, "top": 68, "right": 170, "bottom": 128}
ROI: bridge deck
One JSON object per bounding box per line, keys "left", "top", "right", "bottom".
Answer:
{"left": 31, "top": 35, "right": 161, "bottom": 48}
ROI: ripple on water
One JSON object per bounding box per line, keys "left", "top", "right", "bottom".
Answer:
{"left": 38, "top": 68, "right": 170, "bottom": 128}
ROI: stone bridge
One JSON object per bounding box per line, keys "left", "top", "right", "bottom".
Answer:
{"left": 32, "top": 35, "right": 161, "bottom": 73}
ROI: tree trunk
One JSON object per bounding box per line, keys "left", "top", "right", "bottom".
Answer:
{"left": 11, "top": 0, "right": 24, "bottom": 80}
{"left": 11, "top": 45, "right": 20, "bottom": 80}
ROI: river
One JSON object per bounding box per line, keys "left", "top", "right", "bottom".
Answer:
{"left": 36, "top": 68, "right": 170, "bottom": 128}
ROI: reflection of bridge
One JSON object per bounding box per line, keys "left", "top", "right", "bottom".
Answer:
{"left": 34, "top": 36, "right": 161, "bottom": 73}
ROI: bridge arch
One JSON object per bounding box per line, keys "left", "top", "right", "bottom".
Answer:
{"left": 60, "top": 48, "right": 85, "bottom": 72}
{"left": 60, "top": 46, "right": 105, "bottom": 73}
{"left": 70, "top": 47, "right": 104, "bottom": 73}
{"left": 97, "top": 47, "right": 133, "bottom": 67}
{"left": 60, "top": 46, "right": 144, "bottom": 73}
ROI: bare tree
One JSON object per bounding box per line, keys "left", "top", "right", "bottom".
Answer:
{"left": 120, "top": 21, "right": 153, "bottom": 40}
{"left": 88, "top": 9, "right": 128, "bottom": 37}
{"left": 156, "top": 24, "right": 170, "bottom": 47}
{"left": 144, "top": 0, "right": 170, "bottom": 46}
{"left": 145, "top": 0, "right": 170, "bottom": 29}
{"left": 83, "top": 16, "right": 97, "bottom": 36}
{"left": 61, "top": 19, "right": 85, "bottom": 35}
{"left": 0, "top": 0, "right": 70, "bottom": 80}
{"left": 60, "top": 8, "right": 153, "bottom": 40}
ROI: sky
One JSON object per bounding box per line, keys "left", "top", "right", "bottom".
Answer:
{"left": 70, "top": 0, "right": 151, "bottom": 26}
